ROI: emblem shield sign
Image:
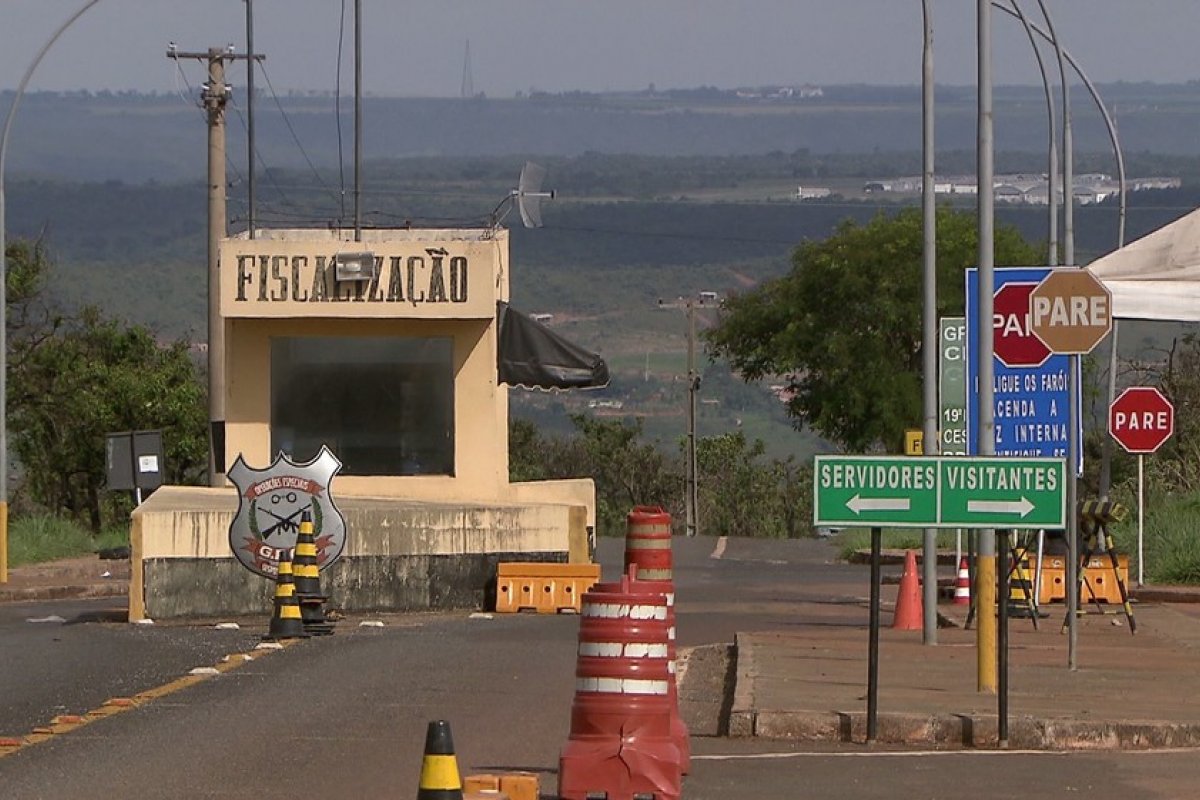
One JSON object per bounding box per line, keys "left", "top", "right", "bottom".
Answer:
{"left": 228, "top": 446, "right": 347, "bottom": 578}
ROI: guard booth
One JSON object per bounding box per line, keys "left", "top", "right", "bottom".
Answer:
{"left": 130, "top": 227, "right": 601, "bottom": 620}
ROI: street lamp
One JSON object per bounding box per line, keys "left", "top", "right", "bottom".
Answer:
{"left": 1008, "top": 0, "right": 1059, "bottom": 265}
{"left": 0, "top": 0, "right": 103, "bottom": 582}
{"left": 992, "top": 1, "right": 1130, "bottom": 501}
{"left": 991, "top": 3, "right": 1127, "bottom": 249}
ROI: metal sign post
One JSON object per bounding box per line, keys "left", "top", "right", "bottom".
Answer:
{"left": 867, "top": 526, "right": 881, "bottom": 744}
{"left": 998, "top": 528, "right": 1010, "bottom": 746}
{"left": 815, "top": 453, "right": 1063, "bottom": 741}
{"left": 1109, "top": 386, "right": 1175, "bottom": 586}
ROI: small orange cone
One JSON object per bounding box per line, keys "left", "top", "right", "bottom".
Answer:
{"left": 892, "top": 550, "right": 923, "bottom": 630}
{"left": 953, "top": 557, "right": 971, "bottom": 606}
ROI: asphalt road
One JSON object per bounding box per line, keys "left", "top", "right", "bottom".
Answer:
{"left": 3, "top": 536, "right": 1199, "bottom": 799}
{"left": 0, "top": 598, "right": 263, "bottom": 740}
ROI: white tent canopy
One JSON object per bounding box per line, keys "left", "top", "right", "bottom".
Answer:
{"left": 1088, "top": 207, "right": 1200, "bottom": 322}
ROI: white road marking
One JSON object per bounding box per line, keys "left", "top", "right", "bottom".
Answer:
{"left": 710, "top": 537, "right": 728, "bottom": 559}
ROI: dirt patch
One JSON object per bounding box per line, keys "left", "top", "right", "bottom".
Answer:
{"left": 677, "top": 642, "right": 736, "bottom": 736}
{"left": 1, "top": 555, "right": 129, "bottom": 603}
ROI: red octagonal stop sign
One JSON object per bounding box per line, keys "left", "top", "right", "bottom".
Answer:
{"left": 993, "top": 282, "right": 1051, "bottom": 368}
{"left": 1110, "top": 387, "right": 1174, "bottom": 454}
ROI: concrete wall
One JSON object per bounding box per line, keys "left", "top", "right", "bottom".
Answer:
{"left": 132, "top": 486, "right": 586, "bottom": 620}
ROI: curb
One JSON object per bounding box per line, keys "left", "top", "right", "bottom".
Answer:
{"left": 735, "top": 708, "right": 1200, "bottom": 750}
{"left": 1131, "top": 587, "right": 1200, "bottom": 604}
{"left": 0, "top": 582, "right": 128, "bottom": 604}
{"left": 728, "top": 631, "right": 1200, "bottom": 751}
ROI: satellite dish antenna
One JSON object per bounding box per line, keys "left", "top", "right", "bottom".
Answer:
{"left": 491, "top": 161, "right": 556, "bottom": 229}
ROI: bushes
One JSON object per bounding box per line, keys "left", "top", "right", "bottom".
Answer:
{"left": 510, "top": 416, "right": 815, "bottom": 539}
{"left": 1109, "top": 491, "right": 1200, "bottom": 585}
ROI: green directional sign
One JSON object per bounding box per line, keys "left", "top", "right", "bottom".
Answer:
{"left": 813, "top": 455, "right": 1066, "bottom": 529}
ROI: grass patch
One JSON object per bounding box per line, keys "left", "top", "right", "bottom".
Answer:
{"left": 833, "top": 528, "right": 963, "bottom": 561}
{"left": 1109, "top": 491, "right": 1200, "bottom": 584}
{"left": 7, "top": 514, "right": 129, "bottom": 567}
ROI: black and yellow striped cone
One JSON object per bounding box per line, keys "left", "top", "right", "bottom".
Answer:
{"left": 293, "top": 510, "right": 334, "bottom": 636}
{"left": 264, "top": 553, "right": 309, "bottom": 641}
{"left": 417, "top": 719, "right": 463, "bottom": 800}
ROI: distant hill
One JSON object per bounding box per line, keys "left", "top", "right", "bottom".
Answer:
{"left": 6, "top": 86, "right": 1199, "bottom": 462}
{"left": 4, "top": 83, "right": 1200, "bottom": 183}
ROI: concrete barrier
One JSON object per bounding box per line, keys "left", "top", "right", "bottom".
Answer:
{"left": 131, "top": 486, "right": 589, "bottom": 620}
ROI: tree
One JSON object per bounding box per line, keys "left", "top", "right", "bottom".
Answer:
{"left": 510, "top": 415, "right": 822, "bottom": 539}
{"left": 12, "top": 307, "right": 209, "bottom": 531}
{"left": 508, "top": 418, "right": 548, "bottom": 483}
{"left": 509, "top": 414, "right": 683, "bottom": 536}
{"left": 6, "top": 239, "right": 208, "bottom": 531}
{"left": 695, "top": 431, "right": 786, "bottom": 538}
{"left": 705, "top": 207, "right": 1041, "bottom": 452}
{"left": 1156, "top": 332, "right": 1200, "bottom": 493}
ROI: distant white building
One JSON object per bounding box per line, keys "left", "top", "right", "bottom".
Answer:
{"left": 861, "top": 171, "right": 1180, "bottom": 206}
{"left": 795, "top": 186, "right": 832, "bottom": 200}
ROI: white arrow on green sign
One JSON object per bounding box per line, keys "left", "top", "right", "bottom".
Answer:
{"left": 813, "top": 455, "right": 1066, "bottom": 529}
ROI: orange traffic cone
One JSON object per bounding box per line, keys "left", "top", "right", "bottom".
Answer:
{"left": 953, "top": 557, "right": 971, "bottom": 606}
{"left": 892, "top": 550, "right": 923, "bottom": 630}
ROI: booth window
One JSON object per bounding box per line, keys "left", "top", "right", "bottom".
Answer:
{"left": 271, "top": 336, "right": 454, "bottom": 476}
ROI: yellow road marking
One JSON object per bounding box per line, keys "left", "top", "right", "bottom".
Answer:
{"left": 0, "top": 638, "right": 299, "bottom": 759}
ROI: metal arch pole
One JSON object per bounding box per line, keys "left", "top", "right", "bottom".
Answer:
{"left": 0, "top": 0, "right": 103, "bottom": 583}
{"left": 991, "top": 3, "right": 1126, "bottom": 252}
{"left": 920, "top": 0, "right": 938, "bottom": 645}
{"left": 1034, "top": 0, "right": 1080, "bottom": 673}
{"left": 1037, "top": 1, "right": 1072, "bottom": 268}
{"left": 991, "top": 2, "right": 1130, "bottom": 499}
{"left": 1008, "top": 1, "right": 1057, "bottom": 265}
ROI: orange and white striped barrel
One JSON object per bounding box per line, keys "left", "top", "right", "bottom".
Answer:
{"left": 624, "top": 506, "right": 673, "bottom": 582}
{"left": 559, "top": 577, "right": 681, "bottom": 800}
{"left": 619, "top": 575, "right": 689, "bottom": 774}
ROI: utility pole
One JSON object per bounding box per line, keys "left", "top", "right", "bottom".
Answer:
{"left": 168, "top": 45, "right": 263, "bottom": 486}
{"left": 686, "top": 299, "right": 699, "bottom": 538}
{"left": 661, "top": 295, "right": 701, "bottom": 537}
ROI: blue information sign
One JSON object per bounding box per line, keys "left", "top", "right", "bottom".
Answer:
{"left": 965, "top": 267, "right": 1081, "bottom": 473}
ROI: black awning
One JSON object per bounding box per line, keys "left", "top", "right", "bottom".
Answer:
{"left": 496, "top": 301, "right": 610, "bottom": 390}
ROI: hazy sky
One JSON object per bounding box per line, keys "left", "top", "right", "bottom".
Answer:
{"left": 1, "top": 1, "right": 1198, "bottom": 97}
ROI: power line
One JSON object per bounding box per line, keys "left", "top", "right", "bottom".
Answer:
{"left": 170, "top": 57, "right": 246, "bottom": 187}
{"left": 226, "top": 95, "right": 296, "bottom": 209}
{"left": 256, "top": 60, "right": 340, "bottom": 204}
